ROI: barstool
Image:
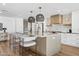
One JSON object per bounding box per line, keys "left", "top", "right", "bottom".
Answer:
{"left": 19, "top": 37, "right": 36, "bottom": 56}
{"left": 9, "top": 33, "right": 21, "bottom": 56}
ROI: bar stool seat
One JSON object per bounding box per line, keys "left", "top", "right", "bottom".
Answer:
{"left": 20, "top": 41, "right": 36, "bottom": 47}
{"left": 19, "top": 36, "right": 37, "bottom": 55}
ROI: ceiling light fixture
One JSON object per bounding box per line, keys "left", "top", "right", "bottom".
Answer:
{"left": 2, "top": 3, "right": 6, "bottom": 6}
{"left": 0, "top": 11, "right": 2, "bottom": 13}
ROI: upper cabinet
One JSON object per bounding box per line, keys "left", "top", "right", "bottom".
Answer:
{"left": 63, "top": 14, "right": 72, "bottom": 26}
{"left": 49, "top": 14, "right": 63, "bottom": 25}
{"left": 48, "top": 14, "right": 72, "bottom": 26}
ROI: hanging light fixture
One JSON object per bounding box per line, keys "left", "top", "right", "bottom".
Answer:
{"left": 28, "top": 11, "right": 35, "bottom": 23}
{"left": 28, "top": 11, "right": 35, "bottom": 35}
{"left": 36, "top": 6, "right": 44, "bottom": 22}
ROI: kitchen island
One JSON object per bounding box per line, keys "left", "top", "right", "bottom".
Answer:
{"left": 30, "top": 33, "right": 61, "bottom": 56}
{"left": 9, "top": 32, "right": 61, "bottom": 56}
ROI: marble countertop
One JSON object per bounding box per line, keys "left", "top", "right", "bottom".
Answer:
{"left": 12, "top": 32, "right": 78, "bottom": 37}
{"left": 35, "top": 32, "right": 60, "bottom": 37}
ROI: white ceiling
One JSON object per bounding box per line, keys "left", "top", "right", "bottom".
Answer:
{"left": 0, "top": 3, "right": 79, "bottom": 18}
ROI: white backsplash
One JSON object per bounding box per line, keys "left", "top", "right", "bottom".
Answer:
{"left": 46, "top": 24, "right": 71, "bottom": 32}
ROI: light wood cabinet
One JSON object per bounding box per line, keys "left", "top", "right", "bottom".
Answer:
{"left": 36, "top": 37, "right": 46, "bottom": 55}
{"left": 63, "top": 14, "right": 72, "bottom": 26}
{"left": 47, "top": 18, "right": 52, "bottom": 25}
{"left": 49, "top": 14, "right": 63, "bottom": 24}
{"left": 51, "top": 15, "right": 60, "bottom": 24}
{"left": 48, "top": 14, "right": 71, "bottom": 25}
{"left": 30, "top": 37, "right": 46, "bottom": 55}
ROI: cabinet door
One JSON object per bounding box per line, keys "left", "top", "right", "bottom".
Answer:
{"left": 51, "top": 15, "right": 59, "bottom": 24}
{"left": 61, "top": 15, "right": 63, "bottom": 24}
{"left": 51, "top": 15, "right": 63, "bottom": 24}
{"left": 63, "top": 14, "right": 71, "bottom": 25}
{"left": 54, "top": 15, "right": 60, "bottom": 24}
{"left": 46, "top": 34, "right": 61, "bottom": 56}
{"left": 30, "top": 37, "right": 46, "bottom": 55}
{"left": 36, "top": 37, "right": 46, "bottom": 55}
{"left": 48, "top": 18, "right": 52, "bottom": 25}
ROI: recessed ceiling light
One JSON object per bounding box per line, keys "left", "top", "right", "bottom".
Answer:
{"left": 2, "top": 3, "right": 6, "bottom": 6}
{"left": 0, "top": 11, "right": 2, "bottom": 13}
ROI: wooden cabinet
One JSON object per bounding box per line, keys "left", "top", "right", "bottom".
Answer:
{"left": 30, "top": 37, "right": 46, "bottom": 55}
{"left": 47, "top": 18, "right": 52, "bottom": 25}
{"left": 30, "top": 34, "right": 61, "bottom": 56}
{"left": 36, "top": 37, "right": 46, "bottom": 55}
{"left": 48, "top": 14, "right": 71, "bottom": 26}
{"left": 49, "top": 14, "right": 63, "bottom": 24}
{"left": 51, "top": 15, "right": 60, "bottom": 24}
{"left": 63, "top": 14, "right": 72, "bottom": 26}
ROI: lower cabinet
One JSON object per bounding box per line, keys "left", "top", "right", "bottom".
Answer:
{"left": 30, "top": 34, "right": 61, "bottom": 56}
{"left": 30, "top": 37, "right": 46, "bottom": 55}
{"left": 46, "top": 35, "right": 61, "bottom": 56}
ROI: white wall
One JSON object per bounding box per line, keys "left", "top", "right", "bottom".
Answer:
{"left": 15, "top": 18, "right": 23, "bottom": 33}
{"left": 0, "top": 16, "right": 23, "bottom": 33}
{"left": 72, "top": 11, "right": 79, "bottom": 33}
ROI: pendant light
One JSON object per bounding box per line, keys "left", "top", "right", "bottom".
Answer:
{"left": 28, "top": 11, "right": 35, "bottom": 35}
{"left": 28, "top": 11, "right": 35, "bottom": 23}
{"left": 36, "top": 6, "right": 44, "bottom": 22}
